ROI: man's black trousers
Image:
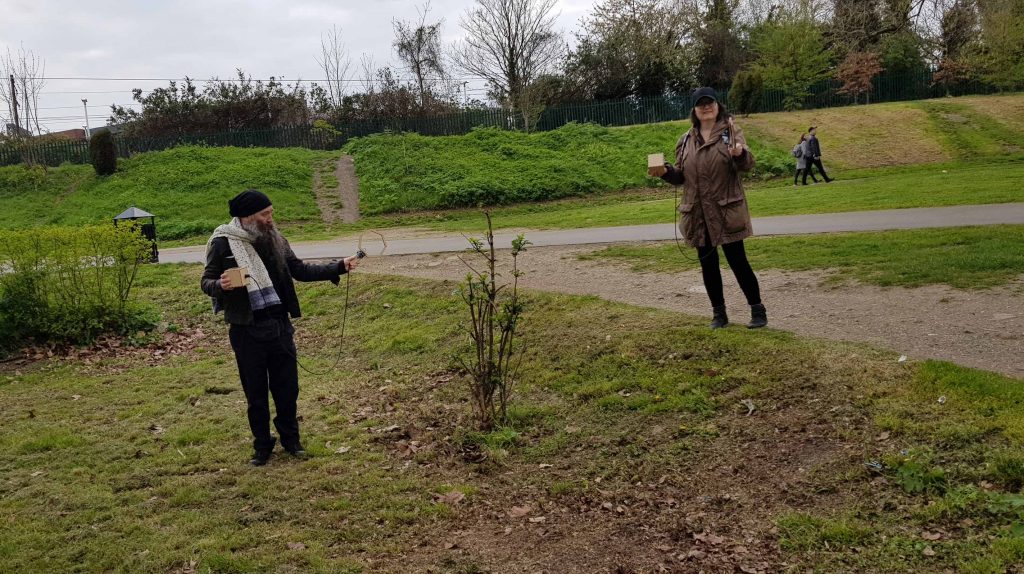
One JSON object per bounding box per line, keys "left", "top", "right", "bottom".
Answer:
{"left": 229, "top": 316, "right": 300, "bottom": 452}
{"left": 804, "top": 158, "right": 831, "bottom": 183}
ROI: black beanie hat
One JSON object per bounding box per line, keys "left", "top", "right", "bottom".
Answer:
{"left": 228, "top": 189, "right": 272, "bottom": 218}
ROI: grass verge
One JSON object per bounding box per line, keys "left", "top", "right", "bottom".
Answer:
{"left": 581, "top": 224, "right": 1024, "bottom": 289}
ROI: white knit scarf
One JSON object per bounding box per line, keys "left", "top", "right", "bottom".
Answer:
{"left": 206, "top": 218, "right": 282, "bottom": 313}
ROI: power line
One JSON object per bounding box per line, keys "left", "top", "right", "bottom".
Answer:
{"left": 35, "top": 103, "right": 140, "bottom": 110}
{"left": 41, "top": 90, "right": 156, "bottom": 95}
{"left": 40, "top": 75, "right": 489, "bottom": 83}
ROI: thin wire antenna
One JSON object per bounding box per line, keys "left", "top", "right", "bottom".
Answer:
{"left": 357, "top": 229, "right": 388, "bottom": 256}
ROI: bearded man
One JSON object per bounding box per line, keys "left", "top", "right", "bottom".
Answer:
{"left": 201, "top": 189, "right": 360, "bottom": 466}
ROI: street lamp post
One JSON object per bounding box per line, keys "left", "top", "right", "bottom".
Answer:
{"left": 82, "top": 99, "right": 91, "bottom": 139}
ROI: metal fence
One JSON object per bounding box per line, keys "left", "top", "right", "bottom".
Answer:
{"left": 0, "top": 125, "right": 342, "bottom": 167}
{"left": 0, "top": 69, "right": 1007, "bottom": 168}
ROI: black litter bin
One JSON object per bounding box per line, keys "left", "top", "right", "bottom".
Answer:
{"left": 113, "top": 205, "right": 158, "bottom": 263}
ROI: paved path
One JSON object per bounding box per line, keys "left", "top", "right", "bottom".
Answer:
{"left": 160, "top": 203, "right": 1024, "bottom": 264}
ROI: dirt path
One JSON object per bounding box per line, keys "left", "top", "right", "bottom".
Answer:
{"left": 311, "top": 155, "right": 361, "bottom": 225}
{"left": 361, "top": 244, "right": 1024, "bottom": 378}
{"left": 335, "top": 154, "right": 360, "bottom": 223}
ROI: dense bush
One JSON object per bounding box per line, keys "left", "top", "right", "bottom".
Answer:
{"left": 731, "top": 71, "right": 764, "bottom": 116}
{"left": 89, "top": 131, "right": 117, "bottom": 175}
{"left": 0, "top": 225, "right": 157, "bottom": 352}
{"left": 344, "top": 122, "right": 792, "bottom": 214}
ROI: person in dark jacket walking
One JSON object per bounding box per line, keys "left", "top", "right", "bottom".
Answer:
{"left": 804, "top": 126, "right": 833, "bottom": 183}
{"left": 201, "top": 189, "right": 361, "bottom": 466}
{"left": 648, "top": 87, "right": 767, "bottom": 329}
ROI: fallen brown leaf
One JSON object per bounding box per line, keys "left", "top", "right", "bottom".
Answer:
{"left": 434, "top": 491, "right": 466, "bottom": 505}
{"left": 694, "top": 532, "right": 726, "bottom": 545}
{"left": 508, "top": 505, "right": 532, "bottom": 518}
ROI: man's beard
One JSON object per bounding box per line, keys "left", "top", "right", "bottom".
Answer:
{"left": 240, "top": 218, "right": 288, "bottom": 273}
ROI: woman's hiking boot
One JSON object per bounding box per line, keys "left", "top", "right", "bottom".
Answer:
{"left": 710, "top": 306, "right": 728, "bottom": 329}
{"left": 747, "top": 303, "right": 768, "bottom": 329}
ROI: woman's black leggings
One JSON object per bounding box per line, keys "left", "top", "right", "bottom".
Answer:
{"left": 696, "top": 239, "right": 761, "bottom": 308}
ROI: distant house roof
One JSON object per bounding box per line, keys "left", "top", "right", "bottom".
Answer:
{"left": 46, "top": 128, "right": 87, "bottom": 140}
{"left": 89, "top": 123, "right": 126, "bottom": 136}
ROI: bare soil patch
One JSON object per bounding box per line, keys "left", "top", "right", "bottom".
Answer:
{"left": 359, "top": 351, "right": 890, "bottom": 573}
{"left": 312, "top": 155, "right": 361, "bottom": 224}
{"left": 336, "top": 154, "right": 361, "bottom": 223}
{"left": 363, "top": 244, "right": 1024, "bottom": 379}
{"left": 312, "top": 157, "right": 344, "bottom": 225}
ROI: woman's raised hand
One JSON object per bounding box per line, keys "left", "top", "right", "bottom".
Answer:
{"left": 727, "top": 117, "right": 744, "bottom": 157}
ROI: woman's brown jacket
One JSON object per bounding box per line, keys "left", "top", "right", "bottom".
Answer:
{"left": 660, "top": 119, "right": 755, "bottom": 247}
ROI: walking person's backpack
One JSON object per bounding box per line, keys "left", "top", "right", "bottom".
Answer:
{"left": 791, "top": 144, "right": 803, "bottom": 158}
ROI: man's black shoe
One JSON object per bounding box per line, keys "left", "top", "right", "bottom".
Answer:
{"left": 250, "top": 449, "right": 273, "bottom": 466}
{"left": 284, "top": 443, "right": 308, "bottom": 458}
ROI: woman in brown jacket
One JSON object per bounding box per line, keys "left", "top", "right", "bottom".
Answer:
{"left": 648, "top": 87, "right": 767, "bottom": 329}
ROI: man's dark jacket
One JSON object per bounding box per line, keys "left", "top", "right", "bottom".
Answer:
{"left": 807, "top": 135, "right": 822, "bottom": 158}
{"left": 201, "top": 236, "right": 345, "bottom": 325}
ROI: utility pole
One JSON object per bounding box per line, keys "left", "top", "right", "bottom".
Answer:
{"left": 462, "top": 81, "right": 468, "bottom": 106}
{"left": 82, "top": 99, "right": 91, "bottom": 139}
{"left": 9, "top": 74, "right": 20, "bottom": 134}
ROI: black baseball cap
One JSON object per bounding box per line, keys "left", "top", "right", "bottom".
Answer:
{"left": 692, "top": 87, "right": 719, "bottom": 104}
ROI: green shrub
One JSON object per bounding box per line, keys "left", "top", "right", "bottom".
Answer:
{"left": 89, "top": 131, "right": 117, "bottom": 176}
{"left": 731, "top": 70, "right": 764, "bottom": 116}
{"left": 0, "top": 224, "right": 157, "bottom": 351}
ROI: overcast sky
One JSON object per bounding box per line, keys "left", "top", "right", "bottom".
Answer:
{"left": 0, "top": 0, "right": 597, "bottom": 132}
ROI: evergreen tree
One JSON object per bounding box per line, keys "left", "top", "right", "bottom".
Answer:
{"left": 89, "top": 131, "right": 117, "bottom": 176}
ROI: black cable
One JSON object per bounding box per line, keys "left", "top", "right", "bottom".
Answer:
{"left": 670, "top": 181, "right": 718, "bottom": 265}
{"left": 243, "top": 268, "right": 354, "bottom": 377}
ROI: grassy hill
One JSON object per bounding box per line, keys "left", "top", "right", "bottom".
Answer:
{"left": 0, "top": 146, "right": 333, "bottom": 240}
{"left": 741, "top": 94, "right": 1024, "bottom": 168}
{"left": 343, "top": 122, "right": 793, "bottom": 215}
{"left": 1, "top": 93, "right": 1022, "bottom": 243}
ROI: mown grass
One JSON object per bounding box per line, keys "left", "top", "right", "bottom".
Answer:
{"left": 917, "top": 99, "right": 1024, "bottom": 159}
{"left": 1, "top": 263, "right": 1023, "bottom": 572}
{"left": 740, "top": 93, "right": 1024, "bottom": 169}
{"left": 581, "top": 224, "right": 1024, "bottom": 289}
{"left": 0, "top": 146, "right": 335, "bottom": 240}
{"left": 740, "top": 100, "right": 952, "bottom": 168}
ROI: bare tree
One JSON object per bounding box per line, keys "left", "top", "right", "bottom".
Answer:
{"left": 0, "top": 44, "right": 46, "bottom": 136}
{"left": 314, "top": 25, "right": 352, "bottom": 110}
{"left": 453, "top": 0, "right": 563, "bottom": 131}
{"left": 393, "top": 1, "right": 447, "bottom": 107}
{"left": 358, "top": 52, "right": 377, "bottom": 95}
